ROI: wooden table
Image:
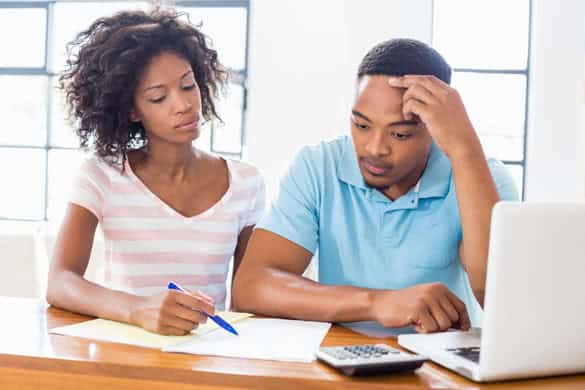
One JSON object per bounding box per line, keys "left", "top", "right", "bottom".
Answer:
{"left": 0, "top": 297, "right": 583, "bottom": 389}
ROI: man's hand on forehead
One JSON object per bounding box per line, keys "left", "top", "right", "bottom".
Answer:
{"left": 387, "top": 75, "right": 450, "bottom": 119}
{"left": 386, "top": 75, "right": 481, "bottom": 159}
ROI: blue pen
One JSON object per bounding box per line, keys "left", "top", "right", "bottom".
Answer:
{"left": 167, "top": 281, "right": 239, "bottom": 336}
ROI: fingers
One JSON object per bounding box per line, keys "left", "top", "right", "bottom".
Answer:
{"left": 402, "top": 97, "right": 427, "bottom": 121}
{"left": 185, "top": 287, "right": 214, "bottom": 305}
{"left": 402, "top": 83, "right": 440, "bottom": 107}
{"left": 389, "top": 75, "right": 449, "bottom": 95}
{"left": 415, "top": 307, "right": 439, "bottom": 333}
{"left": 389, "top": 75, "right": 450, "bottom": 116}
{"left": 171, "top": 302, "right": 208, "bottom": 325}
{"left": 390, "top": 75, "right": 451, "bottom": 126}
{"left": 198, "top": 291, "right": 215, "bottom": 305}
{"left": 137, "top": 290, "right": 219, "bottom": 335}
{"left": 435, "top": 288, "right": 470, "bottom": 331}
{"left": 373, "top": 285, "right": 471, "bottom": 334}
{"left": 159, "top": 325, "right": 192, "bottom": 336}
{"left": 438, "top": 295, "right": 460, "bottom": 325}
{"left": 162, "top": 312, "right": 201, "bottom": 333}
{"left": 155, "top": 291, "right": 213, "bottom": 335}
{"left": 445, "top": 291, "right": 471, "bottom": 331}
{"left": 411, "top": 284, "right": 471, "bottom": 333}
{"left": 172, "top": 290, "right": 216, "bottom": 316}
{"left": 426, "top": 298, "right": 453, "bottom": 331}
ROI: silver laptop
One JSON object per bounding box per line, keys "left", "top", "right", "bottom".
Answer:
{"left": 398, "top": 202, "right": 585, "bottom": 382}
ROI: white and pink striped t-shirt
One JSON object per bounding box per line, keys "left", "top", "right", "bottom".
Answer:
{"left": 69, "top": 155, "right": 266, "bottom": 308}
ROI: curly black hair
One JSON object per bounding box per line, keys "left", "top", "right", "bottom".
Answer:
{"left": 358, "top": 38, "right": 451, "bottom": 84}
{"left": 59, "top": 8, "right": 228, "bottom": 165}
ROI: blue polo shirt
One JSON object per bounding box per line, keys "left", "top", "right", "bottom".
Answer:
{"left": 257, "top": 135, "right": 519, "bottom": 324}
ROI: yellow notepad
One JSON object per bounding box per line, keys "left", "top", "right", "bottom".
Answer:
{"left": 50, "top": 312, "right": 253, "bottom": 349}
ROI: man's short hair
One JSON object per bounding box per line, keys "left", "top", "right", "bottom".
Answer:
{"left": 357, "top": 38, "right": 452, "bottom": 84}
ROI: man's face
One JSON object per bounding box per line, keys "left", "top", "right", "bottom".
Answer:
{"left": 350, "top": 75, "right": 433, "bottom": 196}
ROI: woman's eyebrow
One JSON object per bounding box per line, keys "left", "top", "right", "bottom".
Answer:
{"left": 180, "top": 70, "right": 194, "bottom": 80}
{"left": 143, "top": 84, "right": 165, "bottom": 92}
{"left": 143, "top": 70, "right": 193, "bottom": 92}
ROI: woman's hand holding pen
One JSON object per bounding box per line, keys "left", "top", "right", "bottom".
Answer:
{"left": 129, "top": 289, "right": 215, "bottom": 335}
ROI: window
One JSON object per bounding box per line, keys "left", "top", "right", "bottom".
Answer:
{"left": 433, "top": 0, "right": 531, "bottom": 197}
{"left": 0, "top": 1, "right": 250, "bottom": 222}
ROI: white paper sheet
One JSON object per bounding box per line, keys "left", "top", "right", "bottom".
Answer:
{"left": 163, "top": 318, "right": 331, "bottom": 363}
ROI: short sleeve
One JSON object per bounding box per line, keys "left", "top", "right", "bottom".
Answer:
{"left": 487, "top": 159, "right": 520, "bottom": 201}
{"left": 256, "top": 147, "right": 321, "bottom": 254}
{"left": 242, "top": 172, "right": 267, "bottom": 227}
{"left": 68, "top": 157, "right": 109, "bottom": 220}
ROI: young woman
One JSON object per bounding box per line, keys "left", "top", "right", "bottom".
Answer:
{"left": 47, "top": 8, "right": 265, "bottom": 336}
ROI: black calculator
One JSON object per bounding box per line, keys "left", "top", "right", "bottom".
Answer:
{"left": 316, "top": 344, "right": 428, "bottom": 376}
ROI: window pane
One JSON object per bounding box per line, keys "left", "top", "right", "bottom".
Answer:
{"left": 505, "top": 164, "right": 524, "bottom": 197}
{"left": 51, "top": 2, "right": 146, "bottom": 73}
{"left": 50, "top": 78, "right": 79, "bottom": 148}
{"left": 211, "top": 84, "right": 243, "bottom": 154}
{"left": 0, "top": 8, "right": 46, "bottom": 67}
{"left": 178, "top": 7, "right": 247, "bottom": 71}
{"left": 0, "top": 76, "right": 48, "bottom": 146}
{"left": 0, "top": 148, "right": 46, "bottom": 220}
{"left": 47, "top": 149, "right": 86, "bottom": 221}
{"left": 452, "top": 72, "right": 526, "bottom": 161}
{"left": 434, "top": 0, "right": 529, "bottom": 70}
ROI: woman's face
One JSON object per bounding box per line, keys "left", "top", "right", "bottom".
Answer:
{"left": 131, "top": 51, "right": 203, "bottom": 145}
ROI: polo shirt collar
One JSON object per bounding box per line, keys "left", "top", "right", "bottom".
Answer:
{"left": 336, "top": 136, "right": 369, "bottom": 190}
{"left": 417, "top": 142, "right": 452, "bottom": 199}
{"left": 336, "top": 136, "right": 452, "bottom": 199}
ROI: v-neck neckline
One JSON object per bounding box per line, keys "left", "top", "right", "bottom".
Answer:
{"left": 124, "top": 155, "right": 234, "bottom": 221}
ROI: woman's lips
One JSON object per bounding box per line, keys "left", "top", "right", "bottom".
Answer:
{"left": 175, "top": 119, "right": 199, "bottom": 132}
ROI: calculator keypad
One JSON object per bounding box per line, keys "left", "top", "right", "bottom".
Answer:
{"left": 322, "top": 344, "right": 401, "bottom": 360}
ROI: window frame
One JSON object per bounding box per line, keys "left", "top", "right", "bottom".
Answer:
{"left": 432, "top": 0, "right": 533, "bottom": 199}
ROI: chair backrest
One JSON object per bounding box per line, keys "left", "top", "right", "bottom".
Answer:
{"left": 0, "top": 233, "right": 39, "bottom": 298}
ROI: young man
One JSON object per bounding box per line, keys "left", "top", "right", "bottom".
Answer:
{"left": 233, "top": 38, "right": 518, "bottom": 332}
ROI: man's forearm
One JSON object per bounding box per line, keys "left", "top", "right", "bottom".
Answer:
{"left": 451, "top": 145, "right": 500, "bottom": 305}
{"left": 232, "top": 267, "right": 375, "bottom": 322}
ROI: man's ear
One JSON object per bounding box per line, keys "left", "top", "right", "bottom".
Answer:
{"left": 129, "top": 109, "right": 140, "bottom": 122}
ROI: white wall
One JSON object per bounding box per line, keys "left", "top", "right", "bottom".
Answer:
{"left": 245, "top": 0, "right": 433, "bottom": 199}
{"left": 344, "top": 0, "right": 433, "bottom": 75}
{"left": 244, "top": 0, "right": 350, "bottom": 199}
{"left": 525, "top": 0, "right": 585, "bottom": 200}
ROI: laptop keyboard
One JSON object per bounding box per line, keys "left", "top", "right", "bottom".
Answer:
{"left": 446, "top": 347, "right": 480, "bottom": 363}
